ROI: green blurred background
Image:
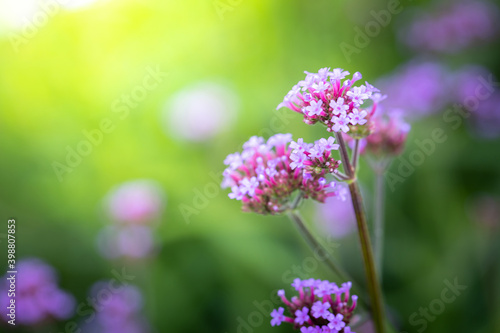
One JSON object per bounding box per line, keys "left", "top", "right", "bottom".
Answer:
{"left": 0, "top": 0, "right": 499, "bottom": 332}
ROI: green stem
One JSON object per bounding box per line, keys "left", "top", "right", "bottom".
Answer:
{"left": 374, "top": 170, "right": 385, "bottom": 283}
{"left": 352, "top": 139, "right": 360, "bottom": 171}
{"left": 286, "top": 210, "right": 351, "bottom": 283}
{"left": 348, "top": 181, "right": 385, "bottom": 333}
{"left": 335, "top": 132, "right": 354, "bottom": 177}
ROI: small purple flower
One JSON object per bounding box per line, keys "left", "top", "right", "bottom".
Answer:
{"left": 271, "top": 307, "right": 286, "bottom": 326}
{"left": 346, "top": 86, "right": 370, "bottom": 106}
{"left": 329, "top": 97, "right": 349, "bottom": 116}
{"left": 349, "top": 109, "right": 368, "bottom": 126}
{"left": 331, "top": 115, "right": 350, "bottom": 133}
{"left": 292, "top": 278, "right": 304, "bottom": 290}
{"left": 304, "top": 100, "right": 324, "bottom": 117}
{"left": 311, "top": 301, "right": 331, "bottom": 319}
{"left": 317, "top": 137, "right": 340, "bottom": 151}
{"left": 290, "top": 150, "right": 308, "bottom": 170}
{"left": 329, "top": 68, "right": 350, "bottom": 80}
{"left": 328, "top": 314, "right": 346, "bottom": 331}
{"left": 295, "top": 307, "right": 310, "bottom": 325}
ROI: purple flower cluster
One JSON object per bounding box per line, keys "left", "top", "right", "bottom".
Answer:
{"left": 376, "top": 61, "right": 451, "bottom": 118}
{"left": 452, "top": 66, "right": 500, "bottom": 138}
{"left": 270, "top": 278, "right": 357, "bottom": 333}
{"left": 277, "top": 68, "right": 383, "bottom": 136}
{"left": 82, "top": 283, "right": 149, "bottom": 333}
{"left": 0, "top": 258, "right": 75, "bottom": 326}
{"left": 289, "top": 137, "right": 341, "bottom": 174}
{"left": 222, "top": 134, "right": 339, "bottom": 214}
{"left": 402, "top": 1, "right": 499, "bottom": 53}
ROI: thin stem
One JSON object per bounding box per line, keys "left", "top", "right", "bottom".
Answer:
{"left": 352, "top": 139, "right": 360, "bottom": 172}
{"left": 332, "top": 171, "right": 350, "bottom": 181}
{"left": 286, "top": 210, "right": 350, "bottom": 283}
{"left": 335, "top": 132, "right": 354, "bottom": 178}
{"left": 374, "top": 170, "right": 385, "bottom": 283}
{"left": 286, "top": 210, "right": 371, "bottom": 309}
{"left": 348, "top": 181, "right": 385, "bottom": 333}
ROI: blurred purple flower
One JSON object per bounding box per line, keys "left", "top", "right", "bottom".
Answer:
{"left": 82, "top": 283, "right": 149, "bottom": 333}
{"left": 315, "top": 184, "right": 356, "bottom": 239}
{"left": 376, "top": 61, "right": 452, "bottom": 118}
{"left": 0, "top": 258, "right": 75, "bottom": 326}
{"left": 163, "top": 81, "right": 239, "bottom": 141}
{"left": 452, "top": 66, "right": 500, "bottom": 138}
{"left": 401, "top": 1, "right": 499, "bottom": 53}
{"left": 97, "top": 225, "right": 155, "bottom": 259}
{"left": 104, "top": 179, "right": 165, "bottom": 225}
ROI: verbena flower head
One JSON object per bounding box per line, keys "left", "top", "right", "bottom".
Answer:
{"left": 270, "top": 278, "right": 357, "bottom": 332}
{"left": 277, "top": 68, "right": 383, "bottom": 138}
{"left": 0, "top": 258, "right": 75, "bottom": 326}
{"left": 344, "top": 110, "right": 410, "bottom": 158}
{"left": 222, "top": 134, "right": 340, "bottom": 214}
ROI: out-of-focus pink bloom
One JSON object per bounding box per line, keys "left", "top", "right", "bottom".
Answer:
{"left": 315, "top": 184, "right": 356, "bottom": 239}
{"left": 401, "top": 1, "right": 499, "bottom": 53}
{"left": 104, "top": 179, "right": 165, "bottom": 225}
{"left": 0, "top": 258, "right": 75, "bottom": 326}
{"left": 97, "top": 225, "right": 155, "bottom": 259}
{"left": 163, "top": 81, "right": 239, "bottom": 141}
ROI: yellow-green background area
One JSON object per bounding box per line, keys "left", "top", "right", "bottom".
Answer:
{"left": 1, "top": 0, "right": 499, "bottom": 332}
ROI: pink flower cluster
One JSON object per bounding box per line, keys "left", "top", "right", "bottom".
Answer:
{"left": 270, "top": 278, "right": 357, "bottom": 333}
{"left": 99, "top": 179, "right": 165, "bottom": 259}
{"left": 277, "top": 68, "right": 384, "bottom": 136}
{"left": 222, "top": 134, "right": 339, "bottom": 214}
{"left": 344, "top": 111, "right": 411, "bottom": 157}
{"left": 289, "top": 137, "right": 341, "bottom": 174}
